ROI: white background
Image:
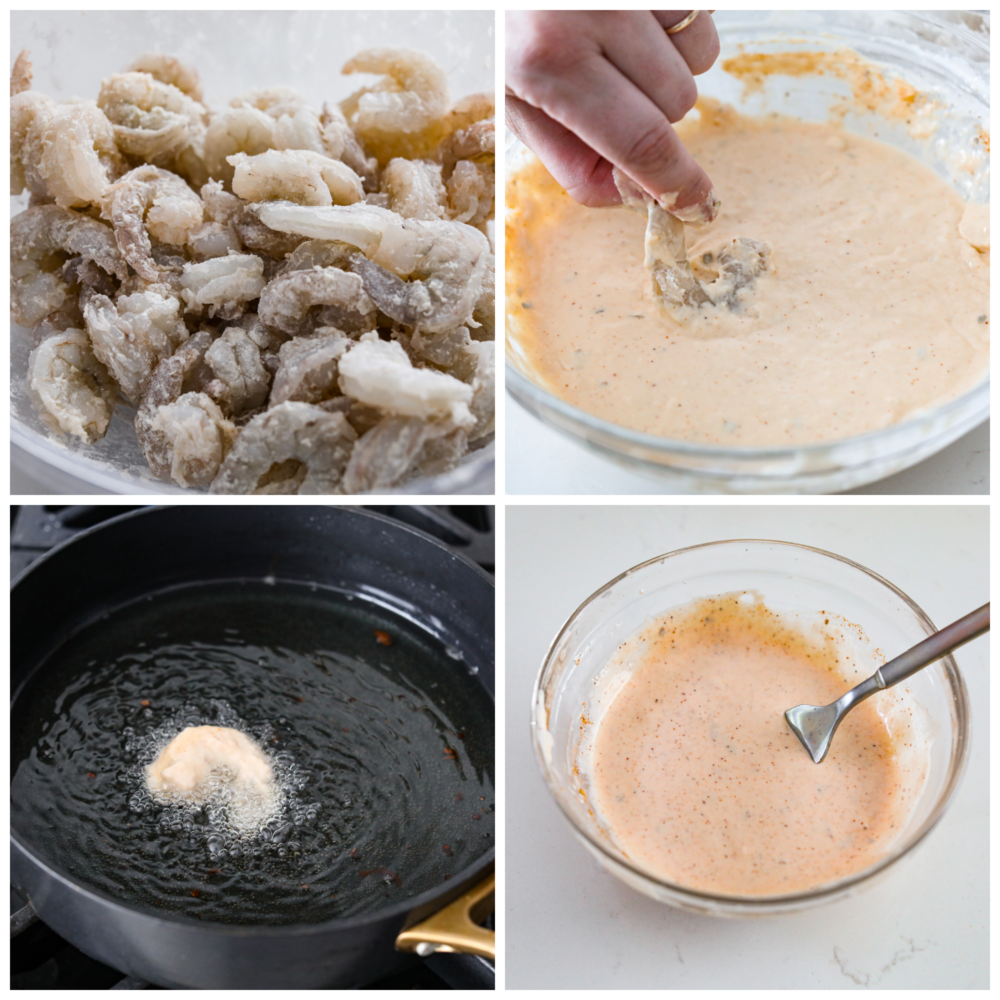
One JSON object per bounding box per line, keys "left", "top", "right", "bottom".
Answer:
{"left": 504, "top": 504, "right": 988, "bottom": 988}
{"left": 506, "top": 404, "right": 990, "bottom": 495}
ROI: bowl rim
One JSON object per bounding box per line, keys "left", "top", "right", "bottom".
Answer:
{"left": 530, "top": 538, "right": 972, "bottom": 907}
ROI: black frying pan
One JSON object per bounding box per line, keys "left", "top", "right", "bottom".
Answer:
{"left": 10, "top": 506, "right": 494, "bottom": 989}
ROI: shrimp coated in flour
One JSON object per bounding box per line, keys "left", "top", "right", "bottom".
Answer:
{"left": 12, "top": 94, "right": 123, "bottom": 209}
{"left": 179, "top": 254, "right": 266, "bottom": 320}
{"left": 134, "top": 329, "right": 237, "bottom": 488}
{"left": 258, "top": 266, "right": 376, "bottom": 338}
{"left": 341, "top": 48, "right": 449, "bottom": 164}
{"left": 14, "top": 44, "right": 494, "bottom": 494}
{"left": 337, "top": 333, "right": 474, "bottom": 426}
{"left": 209, "top": 401, "right": 357, "bottom": 494}
{"left": 228, "top": 149, "right": 364, "bottom": 207}
{"left": 126, "top": 53, "right": 203, "bottom": 103}
{"left": 101, "top": 165, "right": 204, "bottom": 281}
{"left": 83, "top": 288, "right": 188, "bottom": 403}
{"left": 27, "top": 327, "right": 116, "bottom": 443}
{"left": 269, "top": 333, "right": 352, "bottom": 406}
{"left": 11, "top": 204, "right": 128, "bottom": 327}
{"left": 255, "top": 202, "right": 492, "bottom": 333}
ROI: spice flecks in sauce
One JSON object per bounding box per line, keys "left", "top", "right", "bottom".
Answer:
{"left": 507, "top": 102, "right": 989, "bottom": 446}
{"left": 589, "top": 593, "right": 922, "bottom": 896}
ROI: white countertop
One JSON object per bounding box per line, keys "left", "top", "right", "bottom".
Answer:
{"left": 505, "top": 400, "right": 990, "bottom": 495}
{"left": 505, "top": 505, "right": 988, "bottom": 988}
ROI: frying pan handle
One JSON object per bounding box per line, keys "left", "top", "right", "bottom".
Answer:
{"left": 395, "top": 871, "right": 495, "bottom": 961}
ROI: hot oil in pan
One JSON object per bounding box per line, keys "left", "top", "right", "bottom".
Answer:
{"left": 11, "top": 581, "right": 494, "bottom": 925}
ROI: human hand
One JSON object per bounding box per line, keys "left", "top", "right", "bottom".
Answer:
{"left": 506, "top": 11, "right": 720, "bottom": 220}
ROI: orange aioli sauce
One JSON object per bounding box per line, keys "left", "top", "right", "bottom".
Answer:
{"left": 590, "top": 594, "right": 924, "bottom": 896}
{"left": 506, "top": 104, "right": 989, "bottom": 446}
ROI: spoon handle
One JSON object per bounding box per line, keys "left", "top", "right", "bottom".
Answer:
{"left": 876, "top": 603, "right": 990, "bottom": 688}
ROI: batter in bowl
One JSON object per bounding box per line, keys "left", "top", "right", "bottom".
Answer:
{"left": 506, "top": 101, "right": 989, "bottom": 446}
{"left": 589, "top": 593, "right": 926, "bottom": 896}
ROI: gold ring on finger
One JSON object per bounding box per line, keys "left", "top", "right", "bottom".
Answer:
{"left": 666, "top": 10, "right": 702, "bottom": 35}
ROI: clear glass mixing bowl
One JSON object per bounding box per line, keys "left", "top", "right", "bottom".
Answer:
{"left": 506, "top": 10, "right": 989, "bottom": 494}
{"left": 530, "top": 540, "right": 971, "bottom": 915}
{"left": 11, "top": 10, "right": 495, "bottom": 495}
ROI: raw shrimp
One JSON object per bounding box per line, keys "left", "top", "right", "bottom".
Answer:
{"left": 179, "top": 254, "right": 266, "bottom": 320}
{"left": 338, "top": 332, "right": 474, "bottom": 425}
{"left": 27, "top": 327, "right": 116, "bottom": 443}
{"left": 269, "top": 332, "right": 352, "bottom": 406}
{"left": 13, "top": 95, "right": 122, "bottom": 208}
{"left": 84, "top": 288, "right": 188, "bottom": 403}
{"left": 446, "top": 160, "right": 494, "bottom": 226}
{"left": 98, "top": 72, "right": 207, "bottom": 178}
{"left": 341, "top": 49, "right": 449, "bottom": 164}
{"left": 258, "top": 267, "right": 376, "bottom": 338}
{"left": 229, "top": 149, "right": 364, "bottom": 207}
{"left": 380, "top": 158, "right": 447, "bottom": 220}
{"left": 101, "top": 165, "right": 204, "bottom": 281}
{"left": 204, "top": 325, "right": 272, "bottom": 414}
{"left": 209, "top": 401, "right": 357, "bottom": 494}
{"left": 340, "top": 415, "right": 457, "bottom": 492}
{"left": 127, "top": 53, "right": 203, "bottom": 103}
{"left": 255, "top": 202, "right": 492, "bottom": 333}
{"left": 11, "top": 205, "right": 128, "bottom": 327}
{"left": 11, "top": 49, "right": 32, "bottom": 96}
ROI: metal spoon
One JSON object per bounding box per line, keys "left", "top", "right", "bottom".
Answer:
{"left": 785, "top": 603, "right": 989, "bottom": 763}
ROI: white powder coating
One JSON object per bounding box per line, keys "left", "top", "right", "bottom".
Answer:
{"left": 145, "top": 725, "right": 279, "bottom": 833}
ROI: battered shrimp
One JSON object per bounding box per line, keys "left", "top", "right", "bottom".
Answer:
{"left": 255, "top": 202, "right": 491, "bottom": 332}
{"left": 380, "top": 158, "right": 447, "bottom": 220}
{"left": 258, "top": 267, "right": 376, "bottom": 338}
{"left": 338, "top": 333, "right": 474, "bottom": 425}
{"left": 27, "top": 327, "right": 116, "bottom": 443}
{"left": 229, "top": 149, "right": 364, "bottom": 207}
{"left": 11, "top": 205, "right": 128, "bottom": 327}
{"left": 101, "top": 165, "right": 204, "bottom": 281}
{"left": 341, "top": 48, "right": 449, "bottom": 164}
{"left": 127, "top": 53, "right": 203, "bottom": 103}
{"left": 12, "top": 96, "right": 122, "bottom": 208}
{"left": 209, "top": 401, "right": 357, "bottom": 494}
{"left": 179, "top": 254, "right": 266, "bottom": 320}
{"left": 269, "top": 332, "right": 352, "bottom": 406}
{"left": 84, "top": 288, "right": 188, "bottom": 403}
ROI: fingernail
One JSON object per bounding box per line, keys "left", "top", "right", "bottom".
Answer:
{"left": 659, "top": 188, "right": 721, "bottom": 224}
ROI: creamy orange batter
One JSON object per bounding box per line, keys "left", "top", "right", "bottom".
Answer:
{"left": 507, "top": 103, "right": 990, "bottom": 446}
{"left": 589, "top": 594, "right": 924, "bottom": 896}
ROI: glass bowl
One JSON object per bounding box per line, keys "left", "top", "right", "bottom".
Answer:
{"left": 530, "top": 540, "right": 970, "bottom": 915}
{"left": 506, "top": 10, "right": 989, "bottom": 494}
{"left": 11, "top": 9, "right": 495, "bottom": 496}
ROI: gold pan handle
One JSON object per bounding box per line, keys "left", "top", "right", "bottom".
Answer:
{"left": 396, "top": 871, "right": 495, "bottom": 960}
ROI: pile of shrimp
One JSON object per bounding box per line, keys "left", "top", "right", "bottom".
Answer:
{"left": 11, "top": 47, "right": 495, "bottom": 494}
